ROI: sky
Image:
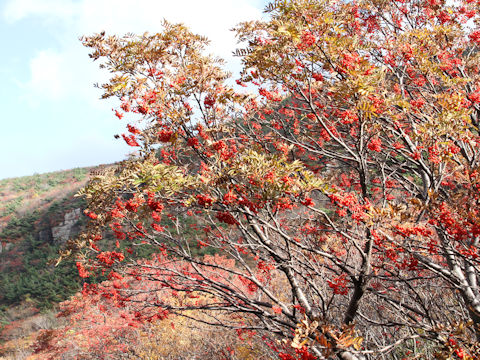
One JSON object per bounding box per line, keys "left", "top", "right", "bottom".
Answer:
{"left": 0, "top": 0, "right": 268, "bottom": 179}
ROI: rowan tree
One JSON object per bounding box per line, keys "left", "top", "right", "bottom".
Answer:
{"left": 67, "top": 1, "right": 480, "bottom": 358}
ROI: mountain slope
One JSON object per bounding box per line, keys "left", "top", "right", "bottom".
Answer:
{"left": 0, "top": 168, "right": 93, "bottom": 310}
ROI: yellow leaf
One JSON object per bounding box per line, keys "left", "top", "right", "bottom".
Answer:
{"left": 353, "top": 337, "right": 363, "bottom": 350}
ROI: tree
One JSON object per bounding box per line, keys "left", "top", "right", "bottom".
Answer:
{"left": 70, "top": 1, "right": 480, "bottom": 358}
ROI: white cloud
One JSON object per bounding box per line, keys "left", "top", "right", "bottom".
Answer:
{"left": 3, "top": 0, "right": 77, "bottom": 23}
{"left": 74, "top": 0, "right": 262, "bottom": 57}
{"left": 25, "top": 49, "right": 66, "bottom": 101}
{"left": 0, "top": 0, "right": 267, "bottom": 178}
{"left": 5, "top": 0, "right": 264, "bottom": 103}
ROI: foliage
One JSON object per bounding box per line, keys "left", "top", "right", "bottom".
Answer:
{"left": 0, "top": 235, "right": 81, "bottom": 309}
{"left": 0, "top": 170, "right": 90, "bottom": 310}
{"left": 0, "top": 167, "right": 90, "bottom": 232}
{"left": 31, "top": 255, "right": 276, "bottom": 360}
{"left": 67, "top": 1, "right": 480, "bottom": 359}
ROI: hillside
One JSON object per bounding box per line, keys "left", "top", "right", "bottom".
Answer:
{"left": 0, "top": 167, "right": 95, "bottom": 310}
{"left": 0, "top": 165, "right": 239, "bottom": 360}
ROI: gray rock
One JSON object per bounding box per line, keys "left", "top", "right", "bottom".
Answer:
{"left": 51, "top": 208, "right": 82, "bottom": 243}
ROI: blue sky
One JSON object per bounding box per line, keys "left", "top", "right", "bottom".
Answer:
{"left": 0, "top": 0, "right": 267, "bottom": 179}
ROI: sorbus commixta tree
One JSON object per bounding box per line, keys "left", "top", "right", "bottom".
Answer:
{"left": 70, "top": 1, "right": 480, "bottom": 358}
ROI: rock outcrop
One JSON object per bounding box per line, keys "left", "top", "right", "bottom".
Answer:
{"left": 51, "top": 208, "right": 82, "bottom": 243}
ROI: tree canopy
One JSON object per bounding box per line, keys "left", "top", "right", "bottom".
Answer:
{"left": 66, "top": 0, "right": 480, "bottom": 358}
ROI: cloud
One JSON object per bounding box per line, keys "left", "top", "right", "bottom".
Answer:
{"left": 4, "top": 0, "right": 263, "bottom": 53}
{"left": 5, "top": 0, "right": 264, "bottom": 103}
{"left": 75, "top": 0, "right": 263, "bottom": 57}
{"left": 3, "top": 0, "right": 77, "bottom": 23}
{"left": 24, "top": 49, "right": 67, "bottom": 101}
{"left": 0, "top": 0, "right": 267, "bottom": 178}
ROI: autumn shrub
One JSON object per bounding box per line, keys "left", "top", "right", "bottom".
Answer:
{"left": 31, "top": 254, "right": 278, "bottom": 359}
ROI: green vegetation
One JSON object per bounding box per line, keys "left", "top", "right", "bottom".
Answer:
{"left": 0, "top": 167, "right": 89, "bottom": 194}
{"left": 0, "top": 213, "right": 37, "bottom": 240}
{"left": 0, "top": 235, "right": 81, "bottom": 309}
{"left": 0, "top": 168, "right": 92, "bottom": 310}
{"left": 0, "top": 198, "right": 85, "bottom": 309}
